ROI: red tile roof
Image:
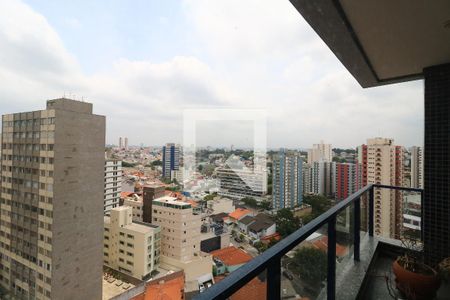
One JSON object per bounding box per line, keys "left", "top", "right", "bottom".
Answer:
{"left": 120, "top": 191, "right": 135, "bottom": 198}
{"left": 229, "top": 208, "right": 252, "bottom": 221}
{"left": 214, "top": 275, "right": 266, "bottom": 300}
{"left": 211, "top": 246, "right": 252, "bottom": 266}
{"left": 130, "top": 271, "right": 185, "bottom": 300}
{"left": 260, "top": 233, "right": 281, "bottom": 243}
{"left": 312, "top": 236, "right": 348, "bottom": 257}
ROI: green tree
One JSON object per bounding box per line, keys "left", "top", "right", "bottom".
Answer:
{"left": 303, "top": 195, "right": 332, "bottom": 218}
{"left": 151, "top": 160, "right": 162, "bottom": 166}
{"left": 203, "top": 192, "right": 217, "bottom": 201}
{"left": 241, "top": 197, "right": 258, "bottom": 208}
{"left": 292, "top": 247, "right": 327, "bottom": 285}
{"left": 122, "top": 161, "right": 137, "bottom": 168}
{"left": 267, "top": 184, "right": 272, "bottom": 195}
{"left": 275, "top": 208, "right": 301, "bottom": 237}
{"left": 259, "top": 200, "right": 272, "bottom": 210}
{"left": 253, "top": 241, "right": 268, "bottom": 253}
{"left": 162, "top": 177, "right": 172, "bottom": 184}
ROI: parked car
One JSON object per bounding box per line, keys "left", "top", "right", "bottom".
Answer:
{"left": 283, "top": 270, "right": 294, "bottom": 280}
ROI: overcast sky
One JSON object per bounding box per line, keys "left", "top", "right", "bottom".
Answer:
{"left": 0, "top": 0, "right": 423, "bottom": 149}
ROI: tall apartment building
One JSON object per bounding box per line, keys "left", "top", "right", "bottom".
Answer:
{"left": 302, "top": 164, "right": 313, "bottom": 194}
{"left": 272, "top": 150, "right": 303, "bottom": 209}
{"left": 333, "top": 162, "right": 362, "bottom": 201}
{"left": 360, "top": 138, "right": 405, "bottom": 238}
{"left": 307, "top": 140, "right": 332, "bottom": 164}
{"left": 152, "top": 196, "right": 212, "bottom": 284}
{"left": 0, "top": 98, "right": 105, "bottom": 299}
{"left": 216, "top": 167, "right": 267, "bottom": 201}
{"left": 103, "top": 206, "right": 160, "bottom": 280}
{"left": 104, "top": 159, "right": 122, "bottom": 214}
{"left": 410, "top": 146, "right": 423, "bottom": 189}
{"left": 119, "top": 137, "right": 123, "bottom": 149}
{"left": 357, "top": 144, "right": 368, "bottom": 187}
{"left": 124, "top": 137, "right": 128, "bottom": 151}
{"left": 311, "top": 161, "right": 333, "bottom": 197}
{"left": 162, "top": 143, "right": 180, "bottom": 180}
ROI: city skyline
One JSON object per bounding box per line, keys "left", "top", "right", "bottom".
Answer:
{"left": 0, "top": 0, "right": 423, "bottom": 148}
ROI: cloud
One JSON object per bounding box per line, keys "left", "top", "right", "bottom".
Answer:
{"left": 0, "top": 0, "right": 424, "bottom": 149}
{"left": 0, "top": 0, "right": 234, "bottom": 146}
{"left": 183, "top": 0, "right": 424, "bottom": 148}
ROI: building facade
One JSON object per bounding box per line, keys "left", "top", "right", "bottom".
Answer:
{"left": 410, "top": 146, "right": 423, "bottom": 189}
{"left": 302, "top": 164, "right": 312, "bottom": 195}
{"left": 0, "top": 98, "right": 105, "bottom": 299}
{"left": 307, "top": 141, "right": 332, "bottom": 164}
{"left": 104, "top": 159, "right": 122, "bottom": 214}
{"left": 122, "top": 194, "right": 144, "bottom": 222}
{"left": 216, "top": 167, "right": 267, "bottom": 201}
{"left": 103, "top": 206, "right": 160, "bottom": 280}
{"left": 272, "top": 150, "right": 303, "bottom": 209}
{"left": 162, "top": 143, "right": 180, "bottom": 180}
{"left": 333, "top": 162, "right": 362, "bottom": 201}
{"left": 311, "top": 161, "right": 333, "bottom": 197}
{"left": 152, "top": 196, "right": 212, "bottom": 284}
{"left": 360, "top": 138, "right": 405, "bottom": 238}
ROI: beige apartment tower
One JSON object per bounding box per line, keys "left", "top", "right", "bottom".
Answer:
{"left": 0, "top": 98, "right": 105, "bottom": 299}
{"left": 307, "top": 140, "right": 332, "bottom": 164}
{"left": 366, "top": 138, "right": 404, "bottom": 238}
{"left": 152, "top": 196, "right": 212, "bottom": 284}
{"left": 103, "top": 206, "right": 160, "bottom": 280}
{"left": 410, "top": 146, "right": 423, "bottom": 189}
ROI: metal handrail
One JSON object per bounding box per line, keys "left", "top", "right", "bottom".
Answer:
{"left": 194, "top": 184, "right": 423, "bottom": 300}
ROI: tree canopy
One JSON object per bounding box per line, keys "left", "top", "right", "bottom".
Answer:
{"left": 303, "top": 195, "right": 332, "bottom": 221}
{"left": 241, "top": 197, "right": 258, "bottom": 208}
{"left": 275, "top": 208, "right": 301, "bottom": 237}
{"left": 291, "top": 247, "right": 327, "bottom": 285}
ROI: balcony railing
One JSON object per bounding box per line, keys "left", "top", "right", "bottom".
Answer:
{"left": 194, "top": 184, "right": 423, "bottom": 300}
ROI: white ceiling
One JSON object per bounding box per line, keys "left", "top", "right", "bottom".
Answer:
{"left": 340, "top": 0, "right": 450, "bottom": 80}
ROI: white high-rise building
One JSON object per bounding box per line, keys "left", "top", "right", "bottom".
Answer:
{"left": 119, "top": 137, "right": 123, "bottom": 149}
{"left": 410, "top": 146, "right": 423, "bottom": 189}
{"left": 216, "top": 167, "right": 267, "bottom": 201}
{"left": 311, "top": 161, "right": 333, "bottom": 197}
{"left": 104, "top": 159, "right": 122, "bottom": 214}
{"left": 308, "top": 141, "right": 332, "bottom": 164}
{"left": 124, "top": 137, "right": 129, "bottom": 150}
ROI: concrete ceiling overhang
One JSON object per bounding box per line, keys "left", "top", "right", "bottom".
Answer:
{"left": 289, "top": 0, "right": 450, "bottom": 88}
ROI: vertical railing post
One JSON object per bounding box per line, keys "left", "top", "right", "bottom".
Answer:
{"left": 353, "top": 198, "right": 361, "bottom": 261}
{"left": 327, "top": 216, "right": 336, "bottom": 300}
{"left": 267, "top": 257, "right": 281, "bottom": 300}
{"left": 369, "top": 186, "right": 374, "bottom": 236}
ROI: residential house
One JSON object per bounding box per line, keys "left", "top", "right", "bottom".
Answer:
{"left": 211, "top": 246, "right": 253, "bottom": 275}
